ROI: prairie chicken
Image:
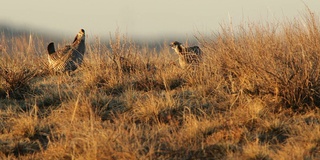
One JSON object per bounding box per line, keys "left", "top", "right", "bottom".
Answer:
{"left": 170, "top": 41, "right": 202, "bottom": 69}
{"left": 47, "top": 29, "right": 86, "bottom": 72}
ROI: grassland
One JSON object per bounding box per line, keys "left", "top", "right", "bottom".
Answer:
{"left": 1, "top": 12, "right": 320, "bottom": 159}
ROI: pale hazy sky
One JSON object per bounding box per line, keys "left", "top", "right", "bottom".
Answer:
{"left": 1, "top": 0, "right": 320, "bottom": 40}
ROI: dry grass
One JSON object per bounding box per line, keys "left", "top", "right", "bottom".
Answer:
{"left": 1, "top": 11, "right": 320, "bottom": 159}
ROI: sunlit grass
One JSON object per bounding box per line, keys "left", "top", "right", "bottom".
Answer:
{"left": 1, "top": 10, "right": 320, "bottom": 159}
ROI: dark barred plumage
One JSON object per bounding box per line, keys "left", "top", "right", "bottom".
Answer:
{"left": 47, "top": 29, "right": 86, "bottom": 72}
{"left": 170, "top": 41, "right": 202, "bottom": 69}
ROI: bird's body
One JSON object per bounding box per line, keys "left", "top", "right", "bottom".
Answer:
{"left": 47, "top": 29, "right": 86, "bottom": 72}
{"left": 170, "top": 41, "right": 202, "bottom": 69}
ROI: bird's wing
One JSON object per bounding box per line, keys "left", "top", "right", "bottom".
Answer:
{"left": 49, "top": 45, "right": 73, "bottom": 62}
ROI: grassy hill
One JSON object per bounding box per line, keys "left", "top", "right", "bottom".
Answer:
{"left": 1, "top": 12, "right": 320, "bottom": 159}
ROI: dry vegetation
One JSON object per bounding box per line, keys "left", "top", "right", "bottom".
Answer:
{"left": 1, "top": 11, "right": 320, "bottom": 159}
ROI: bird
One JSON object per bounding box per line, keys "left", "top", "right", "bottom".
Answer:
{"left": 170, "top": 41, "right": 202, "bottom": 69}
{"left": 47, "top": 29, "right": 86, "bottom": 73}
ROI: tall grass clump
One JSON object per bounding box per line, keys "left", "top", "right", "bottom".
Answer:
{"left": 0, "top": 34, "right": 46, "bottom": 99}
{"left": 201, "top": 10, "right": 320, "bottom": 112}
